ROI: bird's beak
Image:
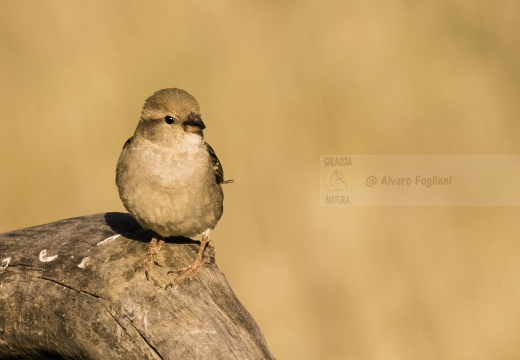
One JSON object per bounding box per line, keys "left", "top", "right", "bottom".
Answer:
{"left": 183, "top": 113, "right": 206, "bottom": 134}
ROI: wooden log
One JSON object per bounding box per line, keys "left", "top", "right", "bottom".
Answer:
{"left": 0, "top": 213, "right": 275, "bottom": 359}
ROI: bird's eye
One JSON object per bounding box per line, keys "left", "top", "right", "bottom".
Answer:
{"left": 164, "top": 115, "right": 175, "bottom": 124}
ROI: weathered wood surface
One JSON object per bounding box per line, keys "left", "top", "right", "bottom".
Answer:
{"left": 0, "top": 213, "right": 274, "bottom": 360}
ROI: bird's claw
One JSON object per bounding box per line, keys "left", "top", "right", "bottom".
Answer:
{"left": 135, "top": 238, "right": 164, "bottom": 280}
{"left": 165, "top": 256, "right": 211, "bottom": 289}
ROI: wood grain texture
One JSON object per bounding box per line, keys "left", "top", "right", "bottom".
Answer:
{"left": 0, "top": 213, "right": 274, "bottom": 360}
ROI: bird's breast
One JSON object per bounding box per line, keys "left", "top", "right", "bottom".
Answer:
{"left": 116, "top": 138, "right": 223, "bottom": 237}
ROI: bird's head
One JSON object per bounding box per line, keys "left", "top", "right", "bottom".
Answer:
{"left": 136, "top": 88, "right": 206, "bottom": 146}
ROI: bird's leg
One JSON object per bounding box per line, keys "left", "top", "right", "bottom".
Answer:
{"left": 165, "top": 229, "right": 212, "bottom": 288}
{"left": 135, "top": 235, "right": 164, "bottom": 280}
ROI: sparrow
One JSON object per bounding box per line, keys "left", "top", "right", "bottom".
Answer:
{"left": 116, "top": 88, "right": 232, "bottom": 288}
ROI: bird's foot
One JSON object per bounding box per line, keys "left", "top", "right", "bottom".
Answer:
{"left": 135, "top": 237, "right": 164, "bottom": 280}
{"left": 165, "top": 256, "right": 211, "bottom": 289}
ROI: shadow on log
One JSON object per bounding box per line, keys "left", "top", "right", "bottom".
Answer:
{"left": 0, "top": 213, "right": 275, "bottom": 360}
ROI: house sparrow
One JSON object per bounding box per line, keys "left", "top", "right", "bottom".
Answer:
{"left": 116, "top": 88, "right": 232, "bottom": 288}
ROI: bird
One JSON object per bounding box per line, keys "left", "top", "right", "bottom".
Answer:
{"left": 116, "top": 88, "right": 233, "bottom": 288}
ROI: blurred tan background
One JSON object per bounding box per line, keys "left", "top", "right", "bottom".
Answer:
{"left": 1, "top": 1, "right": 520, "bottom": 359}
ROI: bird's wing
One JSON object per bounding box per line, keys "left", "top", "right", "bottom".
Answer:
{"left": 121, "top": 136, "right": 134, "bottom": 150}
{"left": 204, "top": 142, "right": 234, "bottom": 185}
